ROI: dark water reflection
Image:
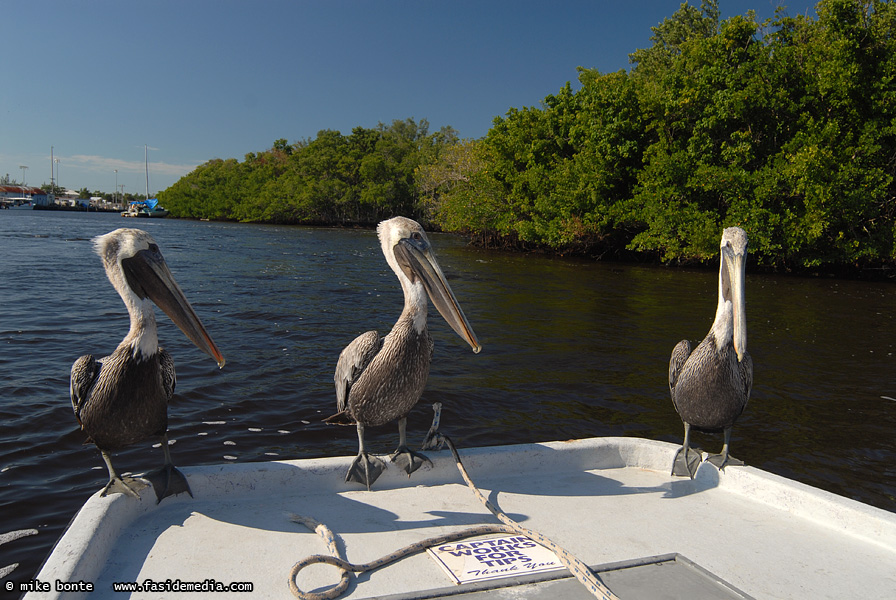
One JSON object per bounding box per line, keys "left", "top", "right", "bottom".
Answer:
{"left": 0, "top": 210, "right": 894, "bottom": 585}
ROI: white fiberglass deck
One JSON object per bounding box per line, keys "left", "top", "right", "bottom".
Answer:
{"left": 27, "top": 438, "right": 896, "bottom": 599}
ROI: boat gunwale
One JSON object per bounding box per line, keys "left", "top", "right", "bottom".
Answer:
{"left": 30, "top": 436, "right": 896, "bottom": 599}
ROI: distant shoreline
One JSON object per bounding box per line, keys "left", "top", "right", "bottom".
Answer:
{"left": 32, "top": 204, "right": 120, "bottom": 213}
{"left": 14, "top": 208, "right": 896, "bottom": 281}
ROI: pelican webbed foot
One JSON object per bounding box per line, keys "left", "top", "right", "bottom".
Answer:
{"left": 346, "top": 451, "right": 386, "bottom": 490}
{"left": 672, "top": 446, "right": 703, "bottom": 479}
{"left": 143, "top": 436, "right": 193, "bottom": 503}
{"left": 705, "top": 453, "right": 743, "bottom": 470}
{"left": 99, "top": 449, "right": 148, "bottom": 498}
{"left": 704, "top": 427, "right": 742, "bottom": 472}
{"left": 144, "top": 462, "right": 193, "bottom": 504}
{"left": 671, "top": 423, "right": 702, "bottom": 479}
{"left": 390, "top": 445, "right": 432, "bottom": 476}
{"left": 101, "top": 474, "right": 149, "bottom": 499}
{"left": 389, "top": 415, "right": 433, "bottom": 476}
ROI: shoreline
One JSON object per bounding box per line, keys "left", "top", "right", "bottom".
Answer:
{"left": 11, "top": 209, "right": 896, "bottom": 281}
{"left": 32, "top": 204, "right": 120, "bottom": 213}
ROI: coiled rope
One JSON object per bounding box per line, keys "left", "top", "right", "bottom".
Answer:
{"left": 288, "top": 403, "right": 620, "bottom": 600}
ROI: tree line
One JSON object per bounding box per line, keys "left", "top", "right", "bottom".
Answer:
{"left": 161, "top": 119, "right": 457, "bottom": 226}
{"left": 160, "top": 0, "right": 896, "bottom": 271}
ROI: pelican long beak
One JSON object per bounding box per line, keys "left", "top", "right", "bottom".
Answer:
{"left": 725, "top": 250, "right": 747, "bottom": 362}
{"left": 122, "top": 249, "right": 226, "bottom": 368}
{"left": 395, "top": 239, "right": 481, "bottom": 353}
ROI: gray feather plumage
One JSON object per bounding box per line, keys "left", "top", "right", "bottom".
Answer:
{"left": 332, "top": 315, "right": 434, "bottom": 428}
{"left": 669, "top": 333, "right": 752, "bottom": 431}
{"left": 71, "top": 346, "right": 176, "bottom": 450}
{"left": 334, "top": 330, "right": 381, "bottom": 413}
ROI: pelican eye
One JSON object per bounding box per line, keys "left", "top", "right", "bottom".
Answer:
{"left": 148, "top": 243, "right": 160, "bottom": 253}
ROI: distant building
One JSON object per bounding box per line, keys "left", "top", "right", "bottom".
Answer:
{"left": 0, "top": 184, "right": 42, "bottom": 199}
{"left": 31, "top": 192, "right": 53, "bottom": 206}
{"left": 0, "top": 184, "right": 47, "bottom": 206}
{"left": 59, "top": 189, "right": 79, "bottom": 207}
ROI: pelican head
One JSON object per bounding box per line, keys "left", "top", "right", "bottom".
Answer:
{"left": 94, "top": 228, "right": 225, "bottom": 367}
{"left": 717, "top": 226, "right": 748, "bottom": 361}
{"left": 377, "top": 217, "right": 481, "bottom": 353}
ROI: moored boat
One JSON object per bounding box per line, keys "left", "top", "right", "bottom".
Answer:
{"left": 1, "top": 198, "right": 34, "bottom": 209}
{"left": 120, "top": 145, "right": 168, "bottom": 218}
{"left": 122, "top": 199, "right": 168, "bottom": 218}
{"left": 24, "top": 437, "right": 896, "bottom": 599}
{"left": 136, "top": 204, "right": 169, "bottom": 218}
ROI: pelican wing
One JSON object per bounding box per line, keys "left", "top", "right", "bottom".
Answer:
{"left": 668, "top": 339, "right": 692, "bottom": 396}
{"left": 159, "top": 349, "right": 176, "bottom": 401}
{"left": 740, "top": 351, "right": 754, "bottom": 405}
{"left": 334, "top": 330, "right": 381, "bottom": 413}
{"left": 70, "top": 355, "right": 100, "bottom": 426}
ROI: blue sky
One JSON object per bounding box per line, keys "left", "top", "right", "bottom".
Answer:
{"left": 2, "top": 1, "right": 818, "bottom": 195}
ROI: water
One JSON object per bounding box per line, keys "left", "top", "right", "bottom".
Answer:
{"left": 1, "top": 210, "right": 894, "bottom": 586}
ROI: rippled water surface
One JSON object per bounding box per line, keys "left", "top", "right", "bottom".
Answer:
{"left": 1, "top": 210, "right": 894, "bottom": 585}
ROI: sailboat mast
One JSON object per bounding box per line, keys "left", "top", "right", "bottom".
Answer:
{"left": 144, "top": 145, "right": 149, "bottom": 199}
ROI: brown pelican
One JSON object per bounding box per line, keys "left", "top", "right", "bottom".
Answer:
{"left": 327, "top": 217, "right": 481, "bottom": 490}
{"left": 669, "top": 226, "right": 753, "bottom": 479}
{"left": 71, "top": 228, "right": 225, "bottom": 502}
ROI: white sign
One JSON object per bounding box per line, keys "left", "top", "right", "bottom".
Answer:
{"left": 426, "top": 534, "right": 566, "bottom": 585}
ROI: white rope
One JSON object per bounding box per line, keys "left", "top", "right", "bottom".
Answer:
{"left": 288, "top": 404, "right": 620, "bottom": 600}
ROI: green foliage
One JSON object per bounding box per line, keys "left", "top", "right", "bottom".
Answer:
{"left": 161, "top": 1, "right": 896, "bottom": 271}
{"left": 428, "top": 0, "right": 896, "bottom": 270}
{"left": 161, "top": 118, "right": 457, "bottom": 226}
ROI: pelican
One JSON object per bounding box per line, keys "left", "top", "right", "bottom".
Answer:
{"left": 71, "top": 228, "right": 225, "bottom": 502}
{"left": 669, "top": 226, "right": 753, "bottom": 479}
{"left": 327, "top": 217, "right": 481, "bottom": 490}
